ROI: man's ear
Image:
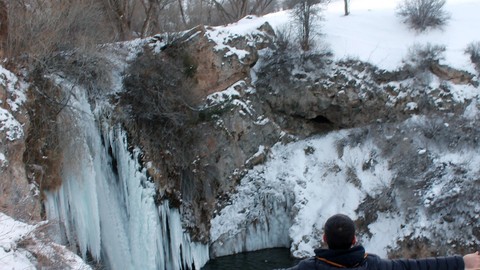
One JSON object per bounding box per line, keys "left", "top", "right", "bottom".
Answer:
{"left": 352, "top": 236, "right": 357, "bottom": 246}
{"left": 323, "top": 234, "right": 327, "bottom": 244}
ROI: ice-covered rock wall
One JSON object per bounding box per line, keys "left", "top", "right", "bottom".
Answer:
{"left": 44, "top": 86, "right": 209, "bottom": 269}
{"left": 211, "top": 115, "right": 480, "bottom": 259}
{"left": 211, "top": 130, "right": 393, "bottom": 258}
{"left": 210, "top": 169, "right": 294, "bottom": 257}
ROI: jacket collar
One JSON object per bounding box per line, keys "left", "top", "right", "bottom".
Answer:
{"left": 314, "top": 245, "right": 367, "bottom": 268}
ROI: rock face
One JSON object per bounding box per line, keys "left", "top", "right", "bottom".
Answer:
{"left": 0, "top": 69, "right": 41, "bottom": 221}
{"left": 115, "top": 21, "right": 282, "bottom": 241}
{"left": 255, "top": 56, "right": 476, "bottom": 136}
{"left": 176, "top": 23, "right": 266, "bottom": 100}
{"left": 430, "top": 63, "right": 476, "bottom": 85}
{"left": 0, "top": 1, "right": 6, "bottom": 57}
{"left": 116, "top": 20, "right": 479, "bottom": 245}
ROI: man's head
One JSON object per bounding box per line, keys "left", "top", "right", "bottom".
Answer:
{"left": 323, "top": 214, "right": 356, "bottom": 250}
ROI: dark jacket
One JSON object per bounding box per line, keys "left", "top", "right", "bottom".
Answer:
{"left": 282, "top": 246, "right": 464, "bottom": 270}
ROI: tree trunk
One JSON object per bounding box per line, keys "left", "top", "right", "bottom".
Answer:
{"left": 344, "top": 0, "right": 350, "bottom": 16}
{"left": 302, "top": 3, "right": 311, "bottom": 51}
{"left": 0, "top": 0, "right": 7, "bottom": 55}
{"left": 177, "top": 0, "right": 187, "bottom": 27}
{"left": 141, "top": 2, "right": 154, "bottom": 38}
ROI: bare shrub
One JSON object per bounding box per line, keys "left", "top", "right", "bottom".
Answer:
{"left": 421, "top": 117, "right": 444, "bottom": 139}
{"left": 102, "top": 0, "right": 180, "bottom": 39}
{"left": 403, "top": 43, "right": 446, "bottom": 72}
{"left": 43, "top": 50, "right": 112, "bottom": 98}
{"left": 121, "top": 44, "right": 198, "bottom": 156}
{"left": 396, "top": 0, "right": 450, "bottom": 32}
{"left": 5, "top": 0, "right": 113, "bottom": 97}
{"left": 210, "top": 0, "right": 277, "bottom": 24}
{"left": 119, "top": 45, "right": 201, "bottom": 192}
{"left": 287, "top": 0, "right": 327, "bottom": 51}
{"left": 23, "top": 79, "right": 67, "bottom": 194}
{"left": 123, "top": 48, "right": 196, "bottom": 126}
{"left": 6, "top": 0, "right": 112, "bottom": 61}
{"left": 8, "top": 1, "right": 114, "bottom": 201}
{"left": 465, "top": 42, "right": 480, "bottom": 72}
{"left": 274, "top": 25, "right": 294, "bottom": 52}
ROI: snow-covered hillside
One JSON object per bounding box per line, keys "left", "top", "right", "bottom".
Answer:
{"left": 207, "top": 0, "right": 479, "bottom": 70}
{"left": 266, "top": 0, "right": 480, "bottom": 72}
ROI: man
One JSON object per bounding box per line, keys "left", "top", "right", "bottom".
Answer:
{"left": 284, "top": 214, "right": 480, "bottom": 270}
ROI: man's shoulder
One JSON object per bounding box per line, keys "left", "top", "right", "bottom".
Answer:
{"left": 366, "top": 253, "right": 381, "bottom": 261}
{"left": 277, "top": 257, "right": 316, "bottom": 270}
{"left": 297, "top": 254, "right": 379, "bottom": 270}
{"left": 296, "top": 257, "right": 318, "bottom": 269}
{"left": 363, "top": 252, "right": 383, "bottom": 269}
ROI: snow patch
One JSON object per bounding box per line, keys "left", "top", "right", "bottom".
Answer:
{"left": 0, "top": 66, "right": 27, "bottom": 142}
{"left": 0, "top": 212, "right": 37, "bottom": 270}
{"left": 0, "top": 106, "right": 25, "bottom": 141}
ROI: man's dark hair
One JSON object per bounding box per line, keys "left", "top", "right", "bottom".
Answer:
{"left": 324, "top": 214, "right": 356, "bottom": 250}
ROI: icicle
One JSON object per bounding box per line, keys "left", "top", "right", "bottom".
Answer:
{"left": 44, "top": 85, "right": 209, "bottom": 269}
{"left": 210, "top": 187, "right": 293, "bottom": 257}
{"left": 158, "top": 201, "right": 209, "bottom": 270}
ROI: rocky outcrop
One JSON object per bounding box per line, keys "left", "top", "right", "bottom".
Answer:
{"left": 0, "top": 69, "right": 41, "bottom": 221}
{"left": 115, "top": 22, "right": 480, "bottom": 244}
{"left": 430, "top": 63, "right": 477, "bottom": 85}
{"left": 255, "top": 55, "right": 477, "bottom": 137}
{"left": 159, "top": 20, "right": 275, "bottom": 104}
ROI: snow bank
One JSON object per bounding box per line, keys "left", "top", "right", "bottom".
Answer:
{"left": 0, "top": 212, "right": 91, "bottom": 269}
{"left": 0, "top": 213, "right": 37, "bottom": 269}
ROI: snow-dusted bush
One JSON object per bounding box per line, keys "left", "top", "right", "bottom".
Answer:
{"left": 274, "top": 25, "right": 295, "bottom": 52}
{"left": 465, "top": 42, "right": 480, "bottom": 72}
{"left": 396, "top": 0, "right": 450, "bottom": 32}
{"left": 121, "top": 46, "right": 198, "bottom": 170}
{"left": 403, "top": 43, "right": 446, "bottom": 72}
{"left": 123, "top": 48, "right": 195, "bottom": 126}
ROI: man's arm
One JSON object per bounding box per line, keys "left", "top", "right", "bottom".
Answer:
{"left": 378, "top": 256, "right": 464, "bottom": 270}
{"left": 463, "top": 252, "right": 480, "bottom": 270}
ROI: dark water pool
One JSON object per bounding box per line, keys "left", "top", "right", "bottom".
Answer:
{"left": 201, "top": 248, "right": 300, "bottom": 270}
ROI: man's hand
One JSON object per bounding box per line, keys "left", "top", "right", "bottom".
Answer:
{"left": 464, "top": 251, "right": 480, "bottom": 270}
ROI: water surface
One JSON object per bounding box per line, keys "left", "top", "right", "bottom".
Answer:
{"left": 201, "top": 248, "right": 300, "bottom": 270}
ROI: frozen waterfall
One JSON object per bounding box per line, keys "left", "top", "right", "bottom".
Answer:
{"left": 44, "top": 87, "right": 209, "bottom": 269}
{"left": 209, "top": 171, "right": 294, "bottom": 257}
